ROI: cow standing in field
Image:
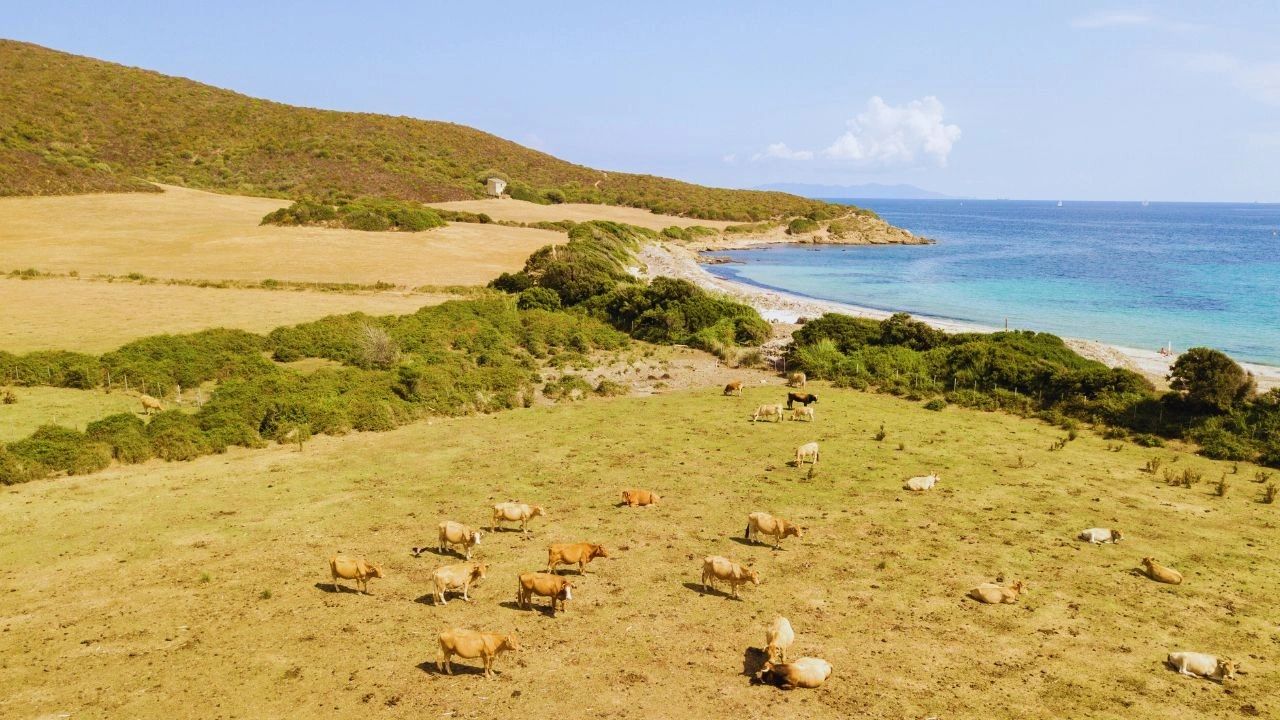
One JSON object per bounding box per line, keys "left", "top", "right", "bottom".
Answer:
{"left": 790, "top": 406, "right": 815, "bottom": 422}
{"left": 752, "top": 404, "right": 784, "bottom": 423}
{"left": 139, "top": 394, "right": 163, "bottom": 415}
{"left": 437, "top": 628, "right": 520, "bottom": 679}
{"left": 516, "top": 572, "right": 574, "bottom": 614}
{"left": 547, "top": 543, "right": 609, "bottom": 574}
{"left": 491, "top": 502, "right": 546, "bottom": 534}
{"left": 787, "top": 372, "right": 807, "bottom": 388}
{"left": 700, "top": 555, "right": 759, "bottom": 598}
{"left": 765, "top": 616, "right": 795, "bottom": 663}
{"left": 786, "top": 392, "right": 817, "bottom": 409}
{"left": 435, "top": 521, "right": 482, "bottom": 559}
{"left": 328, "top": 555, "right": 384, "bottom": 594}
{"left": 723, "top": 380, "right": 743, "bottom": 396}
{"left": 794, "top": 442, "right": 820, "bottom": 465}
{"left": 431, "top": 562, "right": 487, "bottom": 605}
{"left": 745, "top": 511, "right": 805, "bottom": 549}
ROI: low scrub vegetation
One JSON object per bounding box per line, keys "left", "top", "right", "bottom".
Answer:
{"left": 261, "top": 198, "right": 446, "bottom": 232}
{"left": 787, "top": 312, "right": 1280, "bottom": 466}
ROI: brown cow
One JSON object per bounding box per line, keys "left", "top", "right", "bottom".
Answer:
{"left": 785, "top": 392, "right": 818, "bottom": 409}
{"left": 547, "top": 543, "right": 609, "bottom": 574}
{"left": 621, "top": 489, "right": 660, "bottom": 507}
{"left": 700, "top": 555, "right": 759, "bottom": 598}
{"left": 756, "top": 658, "right": 833, "bottom": 690}
{"left": 432, "top": 562, "right": 487, "bottom": 605}
{"left": 723, "top": 380, "right": 743, "bottom": 396}
{"left": 516, "top": 572, "right": 574, "bottom": 614}
{"left": 967, "top": 580, "right": 1027, "bottom": 604}
{"left": 437, "top": 628, "right": 520, "bottom": 679}
{"left": 745, "top": 511, "right": 805, "bottom": 549}
{"left": 329, "top": 555, "right": 384, "bottom": 594}
{"left": 437, "top": 521, "right": 482, "bottom": 559}
{"left": 139, "top": 393, "right": 163, "bottom": 415}
{"left": 1142, "top": 557, "right": 1183, "bottom": 584}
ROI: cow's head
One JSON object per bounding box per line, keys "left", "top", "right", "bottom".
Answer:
{"left": 473, "top": 562, "right": 489, "bottom": 579}
{"left": 591, "top": 545, "right": 610, "bottom": 560}
{"left": 472, "top": 530, "right": 483, "bottom": 545}
{"left": 1111, "top": 529, "right": 1123, "bottom": 542}
{"left": 807, "top": 395, "right": 818, "bottom": 403}
{"left": 369, "top": 564, "right": 385, "bottom": 580}
{"left": 747, "top": 568, "right": 761, "bottom": 586}
{"left": 621, "top": 490, "right": 633, "bottom": 503}
{"left": 1141, "top": 556, "right": 1156, "bottom": 569}
{"left": 1010, "top": 580, "right": 1026, "bottom": 594}
{"left": 559, "top": 580, "right": 574, "bottom": 601}
{"left": 785, "top": 525, "right": 806, "bottom": 540}
{"left": 502, "top": 633, "right": 522, "bottom": 652}
{"left": 531, "top": 505, "right": 546, "bottom": 518}
{"left": 1217, "top": 658, "right": 1237, "bottom": 681}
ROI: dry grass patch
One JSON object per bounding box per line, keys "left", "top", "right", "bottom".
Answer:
{"left": 0, "top": 385, "right": 1274, "bottom": 718}
{"left": 0, "top": 186, "right": 560, "bottom": 286}
{"left": 428, "top": 198, "right": 732, "bottom": 231}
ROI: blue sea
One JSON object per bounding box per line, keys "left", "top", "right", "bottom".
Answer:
{"left": 703, "top": 199, "right": 1280, "bottom": 366}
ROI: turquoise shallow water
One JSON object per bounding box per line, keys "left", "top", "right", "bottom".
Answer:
{"left": 703, "top": 199, "right": 1280, "bottom": 366}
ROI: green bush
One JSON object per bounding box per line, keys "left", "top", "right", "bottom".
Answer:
{"left": 923, "top": 398, "right": 947, "bottom": 411}
{"left": 1132, "top": 433, "right": 1165, "bottom": 448}
{"left": 6, "top": 425, "right": 111, "bottom": 475}
{"left": 594, "top": 379, "right": 629, "bottom": 396}
{"left": 85, "top": 413, "right": 153, "bottom": 463}
{"left": 0, "top": 350, "right": 101, "bottom": 388}
{"left": 262, "top": 198, "right": 445, "bottom": 232}
{"left": 0, "top": 445, "right": 49, "bottom": 485}
{"left": 147, "top": 411, "right": 213, "bottom": 461}
{"left": 543, "top": 375, "right": 593, "bottom": 401}
{"left": 786, "top": 217, "right": 820, "bottom": 235}
{"left": 517, "top": 287, "right": 562, "bottom": 312}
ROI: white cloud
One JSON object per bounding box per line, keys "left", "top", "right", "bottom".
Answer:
{"left": 1070, "top": 11, "right": 1152, "bottom": 29}
{"left": 721, "top": 153, "right": 737, "bottom": 163}
{"left": 1185, "top": 52, "right": 1280, "bottom": 105}
{"left": 752, "top": 142, "right": 814, "bottom": 161}
{"left": 821, "top": 96, "right": 961, "bottom": 168}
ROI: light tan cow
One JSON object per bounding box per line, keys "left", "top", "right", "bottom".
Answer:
{"left": 1142, "top": 557, "right": 1183, "bottom": 584}
{"left": 904, "top": 472, "right": 939, "bottom": 492}
{"left": 621, "top": 489, "right": 660, "bottom": 507}
{"left": 700, "top": 555, "right": 759, "bottom": 598}
{"left": 757, "top": 657, "right": 832, "bottom": 690}
{"left": 967, "top": 580, "right": 1027, "bottom": 604}
{"left": 437, "top": 628, "right": 520, "bottom": 679}
{"left": 328, "top": 555, "right": 384, "bottom": 594}
{"left": 723, "top": 380, "right": 743, "bottom": 396}
{"left": 431, "top": 562, "right": 487, "bottom": 605}
{"left": 547, "top": 543, "right": 609, "bottom": 574}
{"left": 139, "top": 393, "right": 163, "bottom": 415}
{"left": 790, "top": 406, "right": 815, "bottom": 422}
{"left": 516, "top": 572, "right": 574, "bottom": 614}
{"left": 794, "top": 441, "right": 820, "bottom": 465}
{"left": 1166, "top": 652, "right": 1237, "bottom": 683}
{"left": 438, "top": 521, "right": 482, "bottom": 559}
{"left": 752, "top": 404, "right": 784, "bottom": 423}
{"left": 766, "top": 616, "right": 795, "bottom": 663}
{"left": 745, "top": 511, "right": 805, "bottom": 549}
{"left": 1078, "top": 527, "right": 1123, "bottom": 544}
{"left": 492, "top": 502, "right": 546, "bottom": 534}
{"left": 787, "top": 371, "right": 807, "bottom": 388}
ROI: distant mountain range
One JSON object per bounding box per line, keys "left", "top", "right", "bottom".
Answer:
{"left": 754, "top": 182, "right": 954, "bottom": 200}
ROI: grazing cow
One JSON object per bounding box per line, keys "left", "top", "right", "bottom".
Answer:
{"left": 328, "top": 555, "right": 384, "bottom": 594}
{"left": 438, "top": 521, "right": 482, "bottom": 559}
{"left": 1078, "top": 527, "right": 1123, "bottom": 544}
{"left": 723, "top": 380, "right": 743, "bottom": 396}
{"left": 786, "top": 392, "right": 818, "bottom": 409}
{"left": 621, "top": 489, "right": 660, "bottom": 507}
{"left": 1141, "top": 557, "right": 1183, "bottom": 584}
{"left": 790, "top": 406, "right": 815, "bottom": 422}
{"left": 756, "top": 658, "right": 833, "bottom": 690}
{"left": 437, "top": 628, "right": 520, "bottom": 679}
{"left": 547, "top": 543, "right": 609, "bottom": 574}
{"left": 752, "top": 404, "right": 784, "bottom": 423}
{"left": 139, "top": 394, "right": 163, "bottom": 415}
{"left": 516, "top": 572, "right": 574, "bottom": 614}
{"left": 903, "top": 472, "right": 939, "bottom": 492}
{"left": 967, "top": 580, "right": 1027, "bottom": 604}
{"left": 431, "top": 562, "right": 487, "bottom": 605}
{"left": 765, "top": 616, "right": 795, "bottom": 663}
{"left": 794, "top": 441, "right": 820, "bottom": 465}
{"left": 745, "top": 511, "right": 805, "bottom": 549}
{"left": 491, "top": 502, "right": 546, "bottom": 534}
{"left": 787, "top": 372, "right": 807, "bottom": 388}
{"left": 1166, "top": 652, "right": 1237, "bottom": 683}
{"left": 700, "top": 555, "right": 759, "bottom": 598}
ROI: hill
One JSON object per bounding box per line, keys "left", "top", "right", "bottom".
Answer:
{"left": 755, "top": 182, "right": 954, "bottom": 200}
{"left": 0, "top": 40, "right": 842, "bottom": 222}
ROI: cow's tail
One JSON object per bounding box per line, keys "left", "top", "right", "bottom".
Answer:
{"left": 744, "top": 522, "right": 751, "bottom": 540}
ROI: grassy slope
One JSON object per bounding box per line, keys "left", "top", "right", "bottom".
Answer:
{"left": 0, "top": 40, "right": 838, "bottom": 221}
{"left": 0, "top": 387, "right": 139, "bottom": 442}
{"left": 0, "top": 382, "right": 1274, "bottom": 718}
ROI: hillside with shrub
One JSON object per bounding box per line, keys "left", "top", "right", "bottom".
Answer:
{"left": 0, "top": 40, "right": 848, "bottom": 222}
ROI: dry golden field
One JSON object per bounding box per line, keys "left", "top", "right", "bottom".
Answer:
{"left": 0, "top": 277, "right": 451, "bottom": 354}
{"left": 428, "top": 197, "right": 733, "bottom": 231}
{"left": 0, "top": 185, "right": 561, "bottom": 286}
{"left": 1, "top": 383, "right": 1275, "bottom": 719}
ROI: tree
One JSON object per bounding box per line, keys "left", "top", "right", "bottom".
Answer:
{"left": 1168, "top": 347, "right": 1254, "bottom": 412}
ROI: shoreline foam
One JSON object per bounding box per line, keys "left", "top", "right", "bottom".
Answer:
{"left": 635, "top": 239, "right": 1280, "bottom": 392}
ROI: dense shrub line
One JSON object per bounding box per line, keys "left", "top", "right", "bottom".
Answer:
{"left": 262, "top": 198, "right": 446, "bottom": 232}
{"left": 0, "top": 296, "right": 628, "bottom": 485}
{"left": 489, "top": 221, "right": 770, "bottom": 349}
{"left": 787, "top": 312, "right": 1280, "bottom": 467}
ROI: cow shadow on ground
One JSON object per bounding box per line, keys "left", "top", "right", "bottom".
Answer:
{"left": 729, "top": 536, "right": 766, "bottom": 548}
{"left": 411, "top": 547, "right": 463, "bottom": 559}
{"left": 415, "top": 660, "right": 488, "bottom": 677}
{"left": 497, "top": 600, "right": 557, "bottom": 616}
{"left": 681, "top": 581, "right": 740, "bottom": 600}
{"left": 314, "top": 582, "right": 364, "bottom": 595}
{"left": 742, "top": 646, "right": 770, "bottom": 678}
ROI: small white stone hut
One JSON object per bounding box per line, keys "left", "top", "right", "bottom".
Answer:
{"left": 485, "top": 177, "right": 507, "bottom": 196}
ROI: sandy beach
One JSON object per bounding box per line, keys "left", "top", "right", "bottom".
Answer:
{"left": 635, "top": 239, "right": 1280, "bottom": 392}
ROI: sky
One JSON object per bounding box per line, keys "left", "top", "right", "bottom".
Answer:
{"left": 3, "top": 1, "right": 1279, "bottom": 202}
